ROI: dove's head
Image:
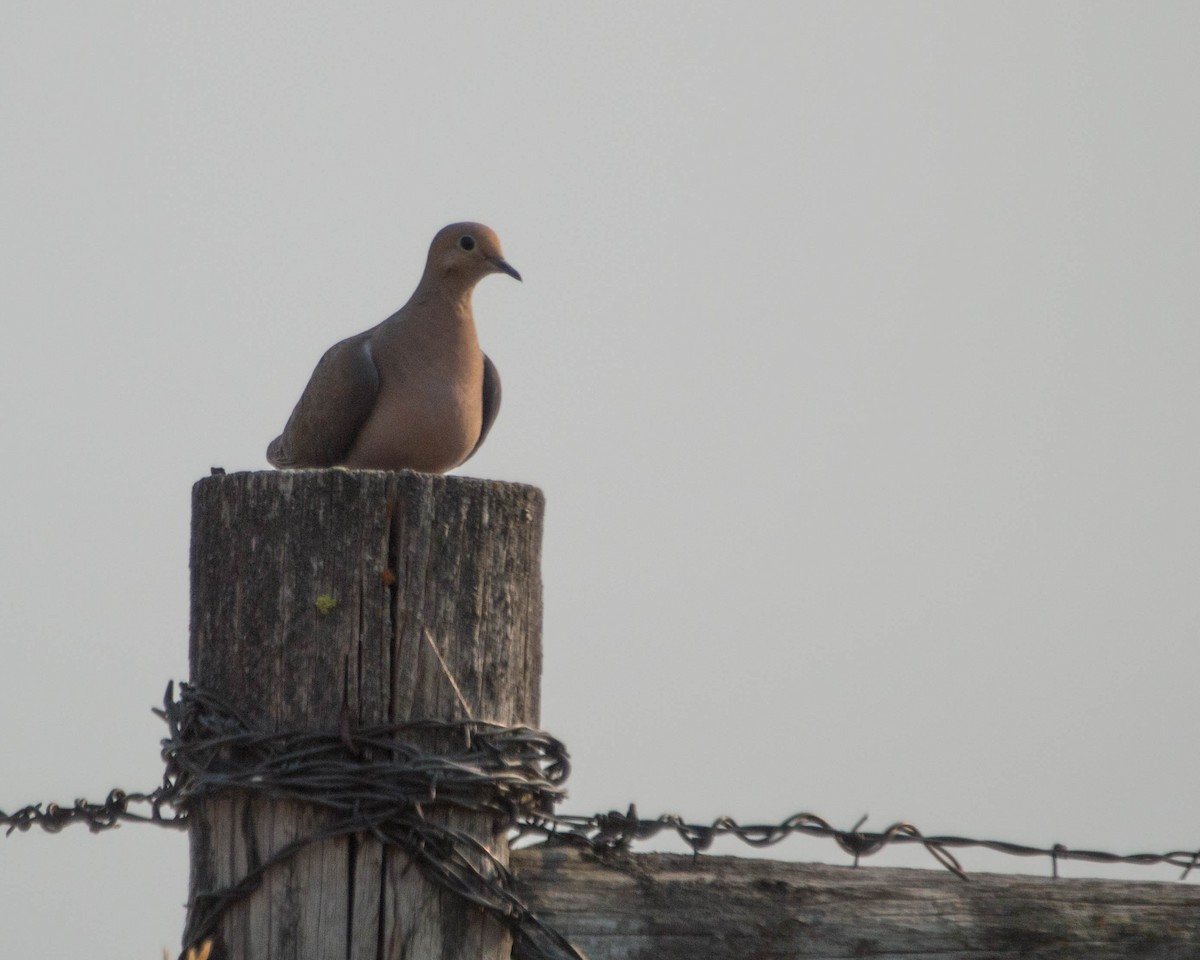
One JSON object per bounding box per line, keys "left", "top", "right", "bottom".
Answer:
{"left": 426, "top": 222, "right": 521, "bottom": 289}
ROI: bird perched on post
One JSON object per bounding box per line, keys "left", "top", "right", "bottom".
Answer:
{"left": 266, "top": 222, "right": 520, "bottom": 473}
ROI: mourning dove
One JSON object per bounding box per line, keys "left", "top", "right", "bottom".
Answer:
{"left": 267, "top": 222, "right": 520, "bottom": 473}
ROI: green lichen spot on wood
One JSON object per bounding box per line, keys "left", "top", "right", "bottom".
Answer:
{"left": 314, "top": 595, "right": 338, "bottom": 616}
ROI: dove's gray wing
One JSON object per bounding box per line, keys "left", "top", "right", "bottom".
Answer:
{"left": 267, "top": 331, "right": 380, "bottom": 467}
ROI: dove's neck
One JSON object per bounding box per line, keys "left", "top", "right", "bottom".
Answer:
{"left": 412, "top": 274, "right": 479, "bottom": 316}
{"left": 396, "top": 281, "right": 480, "bottom": 359}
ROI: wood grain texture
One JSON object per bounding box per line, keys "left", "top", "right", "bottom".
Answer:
{"left": 511, "top": 847, "right": 1200, "bottom": 959}
{"left": 189, "top": 469, "right": 544, "bottom": 960}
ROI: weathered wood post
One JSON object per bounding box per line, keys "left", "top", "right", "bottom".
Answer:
{"left": 187, "top": 469, "right": 544, "bottom": 960}
{"left": 511, "top": 849, "right": 1200, "bottom": 958}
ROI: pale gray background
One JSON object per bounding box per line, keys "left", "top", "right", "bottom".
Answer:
{"left": 3, "top": 3, "right": 1199, "bottom": 956}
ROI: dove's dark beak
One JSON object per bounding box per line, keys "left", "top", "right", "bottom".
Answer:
{"left": 488, "top": 257, "right": 522, "bottom": 282}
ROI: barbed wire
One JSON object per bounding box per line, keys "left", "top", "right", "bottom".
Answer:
{"left": 517, "top": 808, "right": 1200, "bottom": 882}
{"left": 160, "top": 683, "right": 579, "bottom": 960}
{"left": 0, "top": 785, "right": 183, "bottom": 836}
{"left": 3, "top": 682, "right": 1199, "bottom": 960}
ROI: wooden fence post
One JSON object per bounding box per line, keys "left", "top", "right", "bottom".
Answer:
{"left": 187, "top": 469, "right": 544, "bottom": 960}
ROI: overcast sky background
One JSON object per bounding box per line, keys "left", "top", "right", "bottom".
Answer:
{"left": 3, "top": 3, "right": 1200, "bottom": 956}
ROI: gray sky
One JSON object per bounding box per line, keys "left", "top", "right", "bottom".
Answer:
{"left": 3, "top": 3, "right": 1200, "bottom": 956}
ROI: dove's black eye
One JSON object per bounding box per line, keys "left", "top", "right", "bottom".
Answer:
{"left": 458, "top": 235, "right": 475, "bottom": 252}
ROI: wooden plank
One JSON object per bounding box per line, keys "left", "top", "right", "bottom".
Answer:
{"left": 188, "top": 469, "right": 544, "bottom": 960}
{"left": 511, "top": 847, "right": 1200, "bottom": 959}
